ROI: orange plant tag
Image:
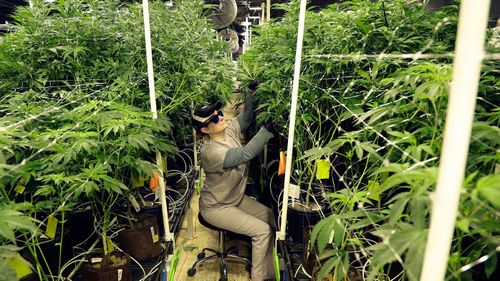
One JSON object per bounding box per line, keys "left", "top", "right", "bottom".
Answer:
{"left": 150, "top": 172, "right": 159, "bottom": 192}
{"left": 278, "top": 151, "right": 286, "bottom": 176}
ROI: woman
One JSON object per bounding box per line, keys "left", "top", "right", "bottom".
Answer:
{"left": 192, "top": 83, "right": 277, "bottom": 281}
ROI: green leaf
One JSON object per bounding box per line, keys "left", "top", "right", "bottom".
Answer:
{"left": 317, "top": 218, "right": 335, "bottom": 255}
{"left": 0, "top": 260, "right": 17, "bottom": 281}
{"left": 311, "top": 215, "right": 333, "bottom": 247}
{"left": 33, "top": 185, "right": 56, "bottom": 197}
{"left": 484, "top": 247, "right": 497, "bottom": 278}
{"left": 388, "top": 195, "right": 411, "bottom": 225}
{"left": 317, "top": 256, "right": 339, "bottom": 281}
{"left": 476, "top": 174, "right": 500, "bottom": 208}
{"left": 404, "top": 229, "right": 427, "bottom": 281}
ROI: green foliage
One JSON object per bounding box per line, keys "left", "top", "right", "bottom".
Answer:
{"left": 240, "top": 0, "right": 499, "bottom": 279}
{"left": 0, "top": 0, "right": 234, "bottom": 279}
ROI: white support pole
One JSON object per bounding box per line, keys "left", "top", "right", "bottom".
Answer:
{"left": 191, "top": 101, "right": 198, "bottom": 171}
{"left": 277, "top": 0, "right": 307, "bottom": 241}
{"left": 267, "top": 0, "right": 271, "bottom": 21}
{"left": 261, "top": 3, "right": 265, "bottom": 24}
{"left": 142, "top": 0, "right": 174, "bottom": 246}
{"left": 420, "top": 1, "right": 490, "bottom": 280}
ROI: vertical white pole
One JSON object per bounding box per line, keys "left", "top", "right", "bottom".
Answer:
{"left": 191, "top": 101, "right": 198, "bottom": 171}
{"left": 142, "top": 0, "right": 174, "bottom": 246}
{"left": 420, "top": 1, "right": 490, "bottom": 280}
{"left": 267, "top": 0, "right": 271, "bottom": 21}
{"left": 277, "top": 0, "right": 307, "bottom": 241}
{"left": 261, "top": 3, "right": 266, "bottom": 24}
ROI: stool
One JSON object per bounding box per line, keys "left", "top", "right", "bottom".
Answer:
{"left": 187, "top": 213, "right": 251, "bottom": 281}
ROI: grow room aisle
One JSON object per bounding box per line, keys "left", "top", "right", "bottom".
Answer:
{"left": 173, "top": 93, "right": 251, "bottom": 281}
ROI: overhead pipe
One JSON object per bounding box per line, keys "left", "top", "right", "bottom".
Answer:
{"left": 420, "top": 0, "right": 490, "bottom": 280}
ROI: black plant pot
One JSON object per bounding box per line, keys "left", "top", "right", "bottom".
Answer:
{"left": 302, "top": 226, "right": 319, "bottom": 276}
{"left": 118, "top": 216, "right": 162, "bottom": 261}
{"left": 68, "top": 203, "right": 95, "bottom": 247}
{"left": 140, "top": 201, "right": 165, "bottom": 237}
{"left": 287, "top": 203, "right": 324, "bottom": 244}
{"left": 24, "top": 227, "right": 73, "bottom": 278}
{"left": 79, "top": 250, "right": 132, "bottom": 281}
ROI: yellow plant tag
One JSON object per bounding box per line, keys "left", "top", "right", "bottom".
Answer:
{"left": 278, "top": 151, "right": 286, "bottom": 176}
{"left": 45, "top": 215, "right": 58, "bottom": 239}
{"left": 6, "top": 255, "right": 32, "bottom": 278}
{"left": 106, "top": 237, "right": 115, "bottom": 253}
{"left": 316, "top": 159, "right": 330, "bottom": 180}
{"left": 131, "top": 175, "right": 145, "bottom": 188}
{"left": 367, "top": 180, "right": 381, "bottom": 202}
{"left": 14, "top": 185, "right": 25, "bottom": 194}
{"left": 161, "top": 157, "right": 168, "bottom": 173}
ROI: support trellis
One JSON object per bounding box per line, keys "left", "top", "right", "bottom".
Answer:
{"left": 276, "top": 0, "right": 494, "bottom": 280}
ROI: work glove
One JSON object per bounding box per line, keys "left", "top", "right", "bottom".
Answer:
{"left": 248, "top": 80, "right": 260, "bottom": 92}
{"left": 263, "top": 120, "right": 281, "bottom": 135}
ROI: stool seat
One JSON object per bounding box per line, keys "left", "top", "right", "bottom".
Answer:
{"left": 187, "top": 212, "right": 251, "bottom": 281}
{"left": 198, "top": 213, "right": 226, "bottom": 232}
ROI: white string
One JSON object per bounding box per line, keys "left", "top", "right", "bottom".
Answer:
{"left": 306, "top": 52, "right": 500, "bottom": 61}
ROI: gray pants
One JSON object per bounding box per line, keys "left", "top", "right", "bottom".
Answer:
{"left": 200, "top": 195, "right": 276, "bottom": 281}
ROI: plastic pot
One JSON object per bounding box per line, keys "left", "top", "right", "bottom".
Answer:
{"left": 79, "top": 250, "right": 132, "bottom": 281}
{"left": 68, "top": 203, "right": 94, "bottom": 247}
{"left": 118, "top": 216, "right": 161, "bottom": 261}
{"left": 287, "top": 203, "right": 324, "bottom": 244}
{"left": 139, "top": 201, "right": 164, "bottom": 237}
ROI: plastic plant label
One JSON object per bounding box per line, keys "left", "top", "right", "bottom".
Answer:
{"left": 289, "top": 184, "right": 300, "bottom": 199}
{"left": 161, "top": 157, "right": 168, "bottom": 173}
{"left": 45, "top": 215, "right": 58, "bottom": 239}
{"left": 128, "top": 194, "right": 141, "bottom": 212}
{"left": 273, "top": 247, "right": 280, "bottom": 281}
{"left": 6, "top": 255, "right": 32, "bottom": 278}
{"left": 316, "top": 159, "right": 330, "bottom": 180}
{"left": 278, "top": 151, "right": 286, "bottom": 176}
{"left": 150, "top": 172, "right": 159, "bottom": 192}
{"left": 106, "top": 237, "right": 115, "bottom": 253}
{"left": 117, "top": 269, "right": 123, "bottom": 281}
{"left": 14, "top": 184, "right": 25, "bottom": 194}
{"left": 151, "top": 226, "right": 159, "bottom": 243}
{"left": 131, "top": 175, "right": 145, "bottom": 188}
{"left": 91, "top": 257, "right": 102, "bottom": 264}
{"left": 196, "top": 178, "right": 202, "bottom": 194}
{"left": 168, "top": 250, "right": 180, "bottom": 281}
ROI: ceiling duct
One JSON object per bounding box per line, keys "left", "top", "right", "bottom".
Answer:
{"left": 207, "top": 0, "right": 237, "bottom": 29}
{"left": 218, "top": 28, "right": 239, "bottom": 53}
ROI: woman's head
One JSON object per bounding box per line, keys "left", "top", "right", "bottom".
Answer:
{"left": 192, "top": 101, "right": 227, "bottom": 136}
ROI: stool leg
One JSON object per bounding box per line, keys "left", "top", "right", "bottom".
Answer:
{"left": 219, "top": 255, "right": 228, "bottom": 281}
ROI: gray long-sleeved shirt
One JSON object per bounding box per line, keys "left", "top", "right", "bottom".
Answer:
{"left": 199, "top": 94, "right": 273, "bottom": 210}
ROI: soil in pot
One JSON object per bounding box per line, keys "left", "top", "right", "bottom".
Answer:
{"left": 118, "top": 215, "right": 161, "bottom": 261}
{"left": 79, "top": 250, "right": 132, "bottom": 281}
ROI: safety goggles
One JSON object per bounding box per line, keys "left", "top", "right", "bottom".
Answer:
{"left": 194, "top": 110, "right": 224, "bottom": 126}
